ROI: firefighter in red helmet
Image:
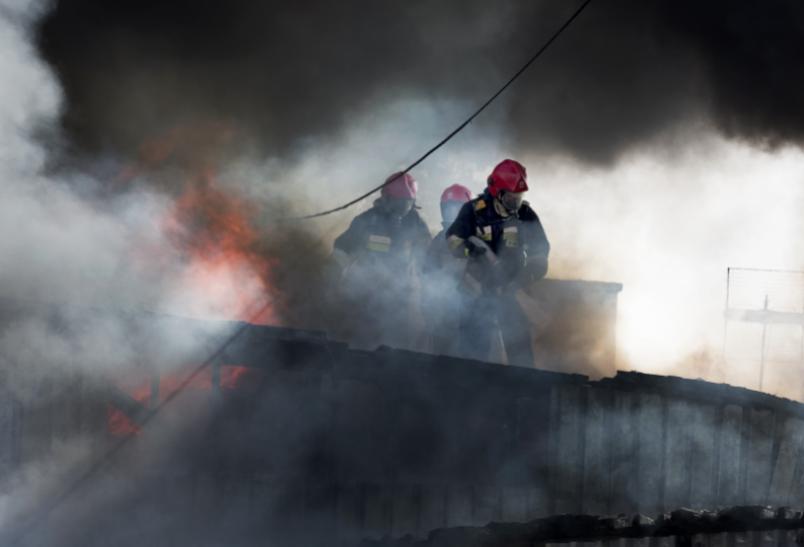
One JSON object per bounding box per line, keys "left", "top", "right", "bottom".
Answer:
{"left": 422, "top": 184, "right": 474, "bottom": 356}
{"left": 333, "top": 171, "right": 430, "bottom": 268}
{"left": 331, "top": 171, "right": 432, "bottom": 350}
{"left": 440, "top": 185, "right": 474, "bottom": 229}
{"left": 425, "top": 184, "right": 474, "bottom": 268}
{"left": 445, "top": 159, "right": 550, "bottom": 366}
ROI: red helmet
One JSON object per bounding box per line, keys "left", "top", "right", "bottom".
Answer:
{"left": 487, "top": 159, "right": 528, "bottom": 197}
{"left": 440, "top": 184, "right": 473, "bottom": 204}
{"left": 381, "top": 171, "right": 417, "bottom": 199}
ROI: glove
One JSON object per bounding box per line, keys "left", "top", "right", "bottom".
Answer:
{"left": 330, "top": 248, "right": 354, "bottom": 279}
{"left": 464, "top": 238, "right": 487, "bottom": 257}
{"left": 524, "top": 255, "right": 548, "bottom": 280}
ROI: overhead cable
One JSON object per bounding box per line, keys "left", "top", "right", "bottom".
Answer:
{"left": 294, "top": 0, "right": 594, "bottom": 220}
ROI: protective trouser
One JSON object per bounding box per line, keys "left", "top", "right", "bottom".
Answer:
{"left": 457, "top": 291, "right": 534, "bottom": 366}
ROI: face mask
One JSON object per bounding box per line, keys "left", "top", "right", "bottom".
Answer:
{"left": 440, "top": 202, "right": 463, "bottom": 225}
{"left": 385, "top": 198, "right": 414, "bottom": 219}
{"left": 499, "top": 191, "right": 524, "bottom": 214}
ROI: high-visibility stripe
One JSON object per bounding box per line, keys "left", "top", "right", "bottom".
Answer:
{"left": 477, "top": 225, "right": 493, "bottom": 241}
{"left": 367, "top": 242, "right": 390, "bottom": 252}
{"left": 503, "top": 225, "right": 519, "bottom": 247}
{"left": 368, "top": 235, "right": 391, "bottom": 245}
{"left": 447, "top": 235, "right": 464, "bottom": 250}
{"left": 367, "top": 234, "right": 392, "bottom": 252}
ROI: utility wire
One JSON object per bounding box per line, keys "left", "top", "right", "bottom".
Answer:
{"left": 294, "top": 0, "right": 594, "bottom": 220}
{"left": 7, "top": 1, "right": 595, "bottom": 541}
{"left": 6, "top": 299, "right": 273, "bottom": 546}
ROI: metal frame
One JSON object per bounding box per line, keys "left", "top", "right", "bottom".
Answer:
{"left": 723, "top": 267, "right": 804, "bottom": 391}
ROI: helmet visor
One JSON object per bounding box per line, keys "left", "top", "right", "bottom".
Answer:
{"left": 440, "top": 201, "right": 464, "bottom": 224}
{"left": 500, "top": 191, "right": 524, "bottom": 213}
{"left": 385, "top": 198, "right": 415, "bottom": 219}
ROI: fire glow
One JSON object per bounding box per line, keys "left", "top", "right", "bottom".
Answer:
{"left": 108, "top": 365, "right": 258, "bottom": 436}
{"left": 124, "top": 121, "right": 277, "bottom": 325}
{"left": 109, "top": 123, "right": 278, "bottom": 434}
{"left": 163, "top": 170, "right": 276, "bottom": 325}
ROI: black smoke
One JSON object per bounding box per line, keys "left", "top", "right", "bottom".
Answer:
{"left": 36, "top": 0, "right": 804, "bottom": 165}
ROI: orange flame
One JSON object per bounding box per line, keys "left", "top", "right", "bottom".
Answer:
{"left": 164, "top": 169, "right": 276, "bottom": 324}
{"left": 108, "top": 365, "right": 260, "bottom": 436}
{"left": 109, "top": 121, "right": 277, "bottom": 435}
{"left": 122, "top": 120, "right": 277, "bottom": 324}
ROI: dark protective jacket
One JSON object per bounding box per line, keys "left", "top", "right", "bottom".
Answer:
{"left": 333, "top": 204, "right": 432, "bottom": 271}
{"left": 422, "top": 227, "right": 470, "bottom": 357}
{"left": 445, "top": 190, "right": 550, "bottom": 291}
{"left": 331, "top": 203, "right": 431, "bottom": 352}
{"left": 423, "top": 227, "right": 452, "bottom": 274}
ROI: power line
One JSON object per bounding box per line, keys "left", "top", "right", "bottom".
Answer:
{"left": 5, "top": 299, "right": 273, "bottom": 546}
{"left": 6, "top": 2, "right": 595, "bottom": 540}
{"left": 294, "top": 0, "right": 594, "bottom": 220}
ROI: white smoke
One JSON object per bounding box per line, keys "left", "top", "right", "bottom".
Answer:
{"left": 1, "top": 1, "right": 803, "bottom": 544}
{"left": 0, "top": 1, "right": 268, "bottom": 534}
{"left": 223, "top": 92, "right": 804, "bottom": 397}
{"left": 0, "top": 0, "right": 271, "bottom": 372}
{"left": 526, "top": 136, "right": 804, "bottom": 395}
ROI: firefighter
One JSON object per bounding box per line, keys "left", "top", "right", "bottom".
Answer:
{"left": 422, "top": 184, "right": 474, "bottom": 356}
{"left": 426, "top": 184, "right": 475, "bottom": 269}
{"left": 331, "top": 171, "right": 432, "bottom": 350}
{"left": 445, "top": 159, "right": 550, "bottom": 366}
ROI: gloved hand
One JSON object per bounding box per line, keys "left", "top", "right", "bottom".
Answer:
{"left": 329, "top": 248, "right": 354, "bottom": 279}
{"left": 509, "top": 255, "right": 548, "bottom": 290}
{"left": 525, "top": 255, "right": 548, "bottom": 280}
{"left": 464, "top": 238, "right": 487, "bottom": 257}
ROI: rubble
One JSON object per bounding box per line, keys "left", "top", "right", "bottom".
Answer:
{"left": 359, "top": 506, "right": 804, "bottom": 547}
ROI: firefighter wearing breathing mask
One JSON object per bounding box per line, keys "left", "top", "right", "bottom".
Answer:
{"left": 331, "top": 171, "right": 432, "bottom": 350}
{"left": 445, "top": 159, "right": 550, "bottom": 366}
{"left": 422, "top": 184, "right": 474, "bottom": 356}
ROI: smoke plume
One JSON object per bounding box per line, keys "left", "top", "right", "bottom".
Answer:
{"left": 4, "top": 0, "right": 803, "bottom": 391}
{"left": 34, "top": 0, "right": 804, "bottom": 164}
{"left": 2, "top": 0, "right": 804, "bottom": 544}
